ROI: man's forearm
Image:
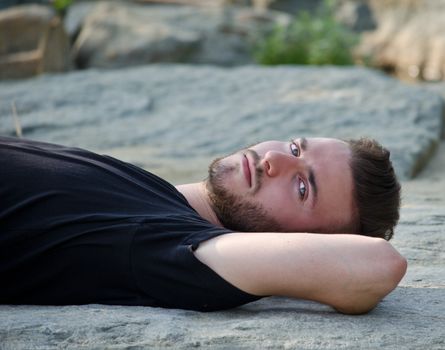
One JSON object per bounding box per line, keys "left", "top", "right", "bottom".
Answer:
{"left": 193, "top": 232, "right": 407, "bottom": 314}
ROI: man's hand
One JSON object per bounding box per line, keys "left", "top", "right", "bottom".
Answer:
{"left": 193, "top": 232, "right": 407, "bottom": 314}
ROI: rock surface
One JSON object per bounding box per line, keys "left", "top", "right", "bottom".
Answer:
{"left": 268, "top": 0, "right": 322, "bottom": 15}
{"left": 0, "top": 65, "right": 444, "bottom": 349}
{"left": 0, "top": 5, "right": 71, "bottom": 79}
{"left": 0, "top": 65, "right": 442, "bottom": 181}
{"left": 1, "top": 140, "right": 444, "bottom": 349}
{"left": 71, "top": 1, "right": 291, "bottom": 68}
{"left": 358, "top": 0, "right": 445, "bottom": 81}
{"left": 335, "top": 0, "right": 377, "bottom": 32}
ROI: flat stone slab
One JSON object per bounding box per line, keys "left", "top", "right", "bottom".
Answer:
{"left": 0, "top": 67, "right": 444, "bottom": 349}
{"left": 0, "top": 288, "right": 444, "bottom": 350}
{"left": 0, "top": 65, "right": 443, "bottom": 181}
{"left": 1, "top": 142, "right": 444, "bottom": 350}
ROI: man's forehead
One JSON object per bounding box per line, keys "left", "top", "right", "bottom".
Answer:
{"left": 304, "top": 137, "right": 350, "bottom": 152}
{"left": 298, "top": 136, "right": 345, "bottom": 144}
{"left": 310, "top": 141, "right": 354, "bottom": 228}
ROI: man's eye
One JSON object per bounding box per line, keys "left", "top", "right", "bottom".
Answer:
{"left": 290, "top": 142, "right": 300, "bottom": 157}
{"left": 299, "top": 180, "right": 306, "bottom": 199}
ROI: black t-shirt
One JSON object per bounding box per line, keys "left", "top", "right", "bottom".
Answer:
{"left": 0, "top": 137, "right": 261, "bottom": 311}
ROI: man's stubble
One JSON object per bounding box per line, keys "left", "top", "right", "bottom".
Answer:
{"left": 206, "top": 151, "right": 283, "bottom": 233}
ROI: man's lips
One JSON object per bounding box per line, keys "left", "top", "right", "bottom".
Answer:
{"left": 243, "top": 154, "right": 252, "bottom": 188}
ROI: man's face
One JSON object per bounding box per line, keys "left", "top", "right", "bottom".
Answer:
{"left": 206, "top": 137, "right": 356, "bottom": 233}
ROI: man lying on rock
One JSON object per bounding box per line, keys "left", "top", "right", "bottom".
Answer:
{"left": 0, "top": 136, "right": 407, "bottom": 314}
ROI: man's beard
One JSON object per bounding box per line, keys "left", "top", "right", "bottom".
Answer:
{"left": 206, "top": 151, "right": 283, "bottom": 232}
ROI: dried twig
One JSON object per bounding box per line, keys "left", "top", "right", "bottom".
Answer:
{"left": 11, "top": 101, "right": 23, "bottom": 138}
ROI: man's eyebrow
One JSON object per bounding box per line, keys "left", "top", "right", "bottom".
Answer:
{"left": 300, "top": 137, "right": 308, "bottom": 151}
{"left": 299, "top": 137, "right": 318, "bottom": 204}
{"left": 308, "top": 168, "right": 318, "bottom": 204}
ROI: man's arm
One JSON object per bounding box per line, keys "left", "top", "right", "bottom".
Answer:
{"left": 193, "top": 232, "right": 407, "bottom": 314}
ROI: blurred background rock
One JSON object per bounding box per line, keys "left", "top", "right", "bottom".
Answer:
{"left": 1, "top": 0, "right": 444, "bottom": 179}
{"left": 358, "top": 0, "right": 445, "bottom": 81}
{"left": 0, "top": 2, "right": 71, "bottom": 79}
{"left": 1, "top": 0, "right": 444, "bottom": 81}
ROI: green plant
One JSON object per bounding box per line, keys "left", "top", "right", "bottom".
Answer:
{"left": 254, "top": 0, "right": 358, "bottom": 66}
{"left": 52, "top": 0, "right": 73, "bottom": 15}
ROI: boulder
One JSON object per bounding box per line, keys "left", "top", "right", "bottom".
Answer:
{"left": 63, "top": 1, "right": 96, "bottom": 42}
{"left": 268, "top": 0, "right": 322, "bottom": 14}
{"left": 422, "top": 82, "right": 445, "bottom": 139}
{"left": 334, "top": 0, "right": 376, "bottom": 32}
{"left": 71, "top": 1, "right": 291, "bottom": 68}
{"left": 357, "top": 0, "right": 445, "bottom": 81}
{"left": 0, "top": 65, "right": 442, "bottom": 181}
{"left": 0, "top": 5, "right": 71, "bottom": 79}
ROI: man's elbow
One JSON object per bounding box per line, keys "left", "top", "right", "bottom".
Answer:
{"left": 336, "top": 240, "right": 408, "bottom": 315}
{"left": 383, "top": 244, "right": 408, "bottom": 305}
{"left": 379, "top": 240, "right": 408, "bottom": 297}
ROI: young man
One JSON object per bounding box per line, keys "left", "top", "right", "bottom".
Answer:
{"left": 0, "top": 136, "right": 406, "bottom": 314}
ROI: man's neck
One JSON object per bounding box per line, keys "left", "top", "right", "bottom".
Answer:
{"left": 175, "top": 182, "right": 222, "bottom": 227}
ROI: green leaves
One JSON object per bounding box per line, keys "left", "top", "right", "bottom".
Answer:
{"left": 52, "top": 0, "right": 73, "bottom": 14}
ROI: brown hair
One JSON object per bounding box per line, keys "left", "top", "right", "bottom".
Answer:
{"left": 346, "top": 138, "right": 401, "bottom": 240}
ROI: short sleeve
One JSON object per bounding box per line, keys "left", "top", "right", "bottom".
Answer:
{"left": 130, "top": 215, "right": 262, "bottom": 311}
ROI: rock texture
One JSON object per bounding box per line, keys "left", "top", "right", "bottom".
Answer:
{"left": 268, "top": 0, "right": 322, "bottom": 15}
{"left": 0, "top": 65, "right": 442, "bottom": 182}
{"left": 335, "top": 0, "right": 377, "bottom": 32}
{"left": 358, "top": 0, "right": 445, "bottom": 81}
{"left": 0, "top": 5, "right": 71, "bottom": 80}
{"left": 1, "top": 141, "right": 444, "bottom": 349}
{"left": 0, "top": 65, "right": 444, "bottom": 349}
{"left": 70, "top": 1, "right": 291, "bottom": 68}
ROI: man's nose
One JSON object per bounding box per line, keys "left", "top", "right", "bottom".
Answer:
{"left": 262, "top": 151, "right": 302, "bottom": 177}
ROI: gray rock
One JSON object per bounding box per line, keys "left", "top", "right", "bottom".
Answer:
{"left": 421, "top": 82, "right": 445, "bottom": 138}
{"left": 0, "top": 65, "right": 442, "bottom": 182}
{"left": 269, "top": 0, "right": 322, "bottom": 15}
{"left": 73, "top": 2, "right": 201, "bottom": 69}
{"left": 71, "top": 1, "right": 291, "bottom": 68}
{"left": 63, "top": 1, "right": 96, "bottom": 41}
{"left": 335, "top": 0, "right": 377, "bottom": 32}
{"left": 0, "top": 65, "right": 444, "bottom": 349}
{"left": 0, "top": 287, "right": 444, "bottom": 349}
